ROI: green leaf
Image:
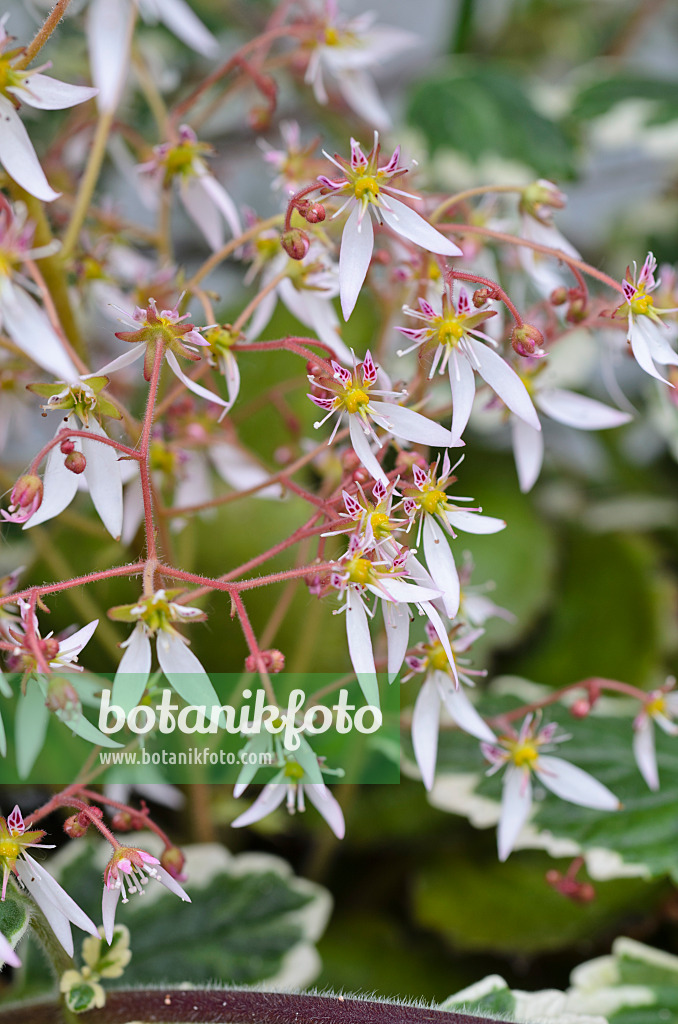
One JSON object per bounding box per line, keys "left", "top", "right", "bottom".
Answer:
{"left": 50, "top": 837, "right": 331, "bottom": 988}
{"left": 0, "top": 894, "right": 30, "bottom": 950}
{"left": 407, "top": 63, "right": 574, "bottom": 178}
{"left": 15, "top": 679, "right": 49, "bottom": 779}
{"left": 572, "top": 75, "right": 678, "bottom": 121}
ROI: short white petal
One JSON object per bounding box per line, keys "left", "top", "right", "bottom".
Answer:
{"left": 231, "top": 784, "right": 287, "bottom": 828}
{"left": 511, "top": 416, "right": 544, "bottom": 493}
{"left": 536, "top": 388, "right": 633, "bottom": 430}
{"left": 629, "top": 319, "right": 668, "bottom": 383}
{"left": 369, "top": 401, "right": 457, "bottom": 447}
{"left": 411, "top": 677, "right": 441, "bottom": 791}
{"left": 304, "top": 784, "right": 346, "bottom": 838}
{"left": 383, "top": 599, "right": 410, "bottom": 683}
{"left": 339, "top": 203, "right": 373, "bottom": 320}
{"left": 536, "top": 755, "right": 620, "bottom": 810}
{"left": 112, "top": 624, "right": 152, "bottom": 713}
{"left": 102, "top": 885, "right": 120, "bottom": 944}
{"left": 449, "top": 354, "right": 476, "bottom": 439}
{"left": 155, "top": 630, "right": 221, "bottom": 707}
{"left": 378, "top": 578, "right": 441, "bottom": 604}
{"left": 345, "top": 588, "right": 380, "bottom": 709}
{"left": 380, "top": 196, "right": 461, "bottom": 256}
{"left": 0, "top": 95, "right": 60, "bottom": 201}
{"left": 87, "top": 0, "right": 135, "bottom": 112}
{"left": 467, "top": 337, "right": 541, "bottom": 430}
{"left": 57, "top": 619, "right": 98, "bottom": 661}
{"left": 348, "top": 414, "right": 388, "bottom": 485}
{"left": 633, "top": 719, "right": 659, "bottom": 791}
{"left": 445, "top": 509, "right": 505, "bottom": 534}
{"left": 423, "top": 514, "right": 460, "bottom": 618}
{"left": 24, "top": 418, "right": 80, "bottom": 529}
{"left": 10, "top": 75, "right": 98, "bottom": 111}
{"left": 421, "top": 603, "right": 457, "bottom": 683}
{"left": 0, "top": 280, "right": 78, "bottom": 380}
{"left": 81, "top": 420, "right": 124, "bottom": 540}
{"left": 95, "top": 343, "right": 146, "bottom": 376}
{"left": 636, "top": 315, "right": 678, "bottom": 367}
{"left": 166, "top": 350, "right": 230, "bottom": 412}
{"left": 498, "top": 766, "right": 532, "bottom": 862}
{"left": 245, "top": 287, "right": 277, "bottom": 342}
{"left": 438, "top": 674, "right": 495, "bottom": 742}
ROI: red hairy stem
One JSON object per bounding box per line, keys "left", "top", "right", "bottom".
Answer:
{"left": 0, "top": 563, "right": 145, "bottom": 609}
{"left": 447, "top": 268, "right": 523, "bottom": 326}
{"left": 29, "top": 429, "right": 140, "bottom": 476}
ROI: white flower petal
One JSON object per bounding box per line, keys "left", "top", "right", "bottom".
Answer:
{"left": 377, "top": 578, "right": 440, "bottom": 604}
{"left": 423, "top": 514, "right": 460, "bottom": 618}
{"left": 156, "top": 0, "right": 220, "bottom": 57}
{"left": 412, "top": 677, "right": 441, "bottom": 791}
{"left": 24, "top": 418, "right": 80, "bottom": 529}
{"left": 335, "top": 68, "right": 391, "bottom": 130}
{"left": 0, "top": 929, "right": 20, "bottom": 968}
{"left": 245, "top": 286, "right": 277, "bottom": 342}
{"left": 438, "top": 673, "right": 495, "bottom": 742}
{"left": 10, "top": 74, "right": 97, "bottom": 111}
{"left": 112, "top": 624, "right": 152, "bottom": 713}
{"left": 81, "top": 420, "right": 124, "bottom": 540}
{"left": 198, "top": 172, "right": 242, "bottom": 238}
{"left": 0, "top": 95, "right": 60, "bottom": 201}
{"left": 304, "top": 784, "right": 346, "bottom": 838}
{"left": 536, "top": 755, "right": 620, "bottom": 810}
{"left": 420, "top": 602, "right": 457, "bottom": 682}
{"left": 181, "top": 175, "right": 224, "bottom": 251}
{"left": 536, "top": 388, "right": 633, "bottom": 430}
{"left": 209, "top": 442, "right": 284, "bottom": 499}
{"left": 231, "top": 783, "right": 287, "bottom": 828}
{"left": 345, "top": 587, "right": 380, "bottom": 709}
{"left": 348, "top": 413, "right": 388, "bottom": 484}
{"left": 16, "top": 862, "right": 73, "bottom": 956}
{"left": 155, "top": 629, "right": 221, "bottom": 708}
{"left": 369, "top": 401, "right": 457, "bottom": 447}
{"left": 498, "top": 765, "right": 532, "bottom": 862}
{"left": 21, "top": 853, "right": 98, "bottom": 937}
{"left": 95, "top": 343, "right": 146, "bottom": 376}
{"left": 629, "top": 318, "right": 669, "bottom": 383}
{"left": 57, "top": 619, "right": 98, "bottom": 662}
{"left": 165, "top": 350, "right": 230, "bottom": 413}
{"left": 466, "top": 337, "right": 541, "bottom": 429}
{"left": 102, "top": 884, "right": 120, "bottom": 944}
{"left": 445, "top": 509, "right": 505, "bottom": 534}
{"left": 511, "top": 416, "right": 544, "bottom": 493}
{"left": 383, "top": 599, "right": 410, "bottom": 683}
{"left": 339, "top": 202, "right": 373, "bottom": 320}
{"left": 154, "top": 864, "right": 191, "bottom": 901}
{"left": 0, "top": 279, "right": 78, "bottom": 380}
{"left": 379, "top": 196, "right": 461, "bottom": 256}
{"left": 633, "top": 718, "right": 659, "bottom": 791}
{"left": 449, "top": 353, "right": 476, "bottom": 439}
{"left": 87, "top": 0, "right": 135, "bottom": 112}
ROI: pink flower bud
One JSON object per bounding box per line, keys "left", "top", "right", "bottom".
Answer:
{"left": 550, "top": 286, "right": 568, "bottom": 306}
{"left": 570, "top": 698, "right": 590, "bottom": 719}
{"left": 281, "top": 228, "right": 310, "bottom": 261}
{"left": 1, "top": 474, "right": 43, "bottom": 524}
{"left": 473, "top": 287, "right": 492, "bottom": 308}
{"left": 305, "top": 203, "right": 326, "bottom": 224}
{"left": 245, "top": 648, "right": 285, "bottom": 673}
{"left": 64, "top": 813, "right": 89, "bottom": 838}
{"left": 60, "top": 439, "right": 75, "bottom": 454}
{"left": 45, "top": 676, "right": 81, "bottom": 716}
{"left": 65, "top": 451, "right": 87, "bottom": 474}
{"left": 511, "top": 323, "right": 545, "bottom": 358}
{"left": 161, "top": 845, "right": 186, "bottom": 879}
{"left": 111, "top": 811, "right": 134, "bottom": 831}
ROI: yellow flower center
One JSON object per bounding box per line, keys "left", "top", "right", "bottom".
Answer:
{"left": 343, "top": 387, "right": 370, "bottom": 414}
{"left": 437, "top": 317, "right": 465, "bottom": 346}
{"left": 0, "top": 839, "right": 19, "bottom": 860}
{"left": 324, "top": 26, "right": 340, "bottom": 45}
{"left": 646, "top": 696, "right": 666, "bottom": 717}
{"left": 508, "top": 741, "right": 539, "bottom": 768}
{"left": 370, "top": 512, "right": 391, "bottom": 537}
{"left": 353, "top": 174, "right": 379, "bottom": 202}
{"left": 347, "top": 557, "right": 373, "bottom": 586}
{"left": 428, "top": 641, "right": 451, "bottom": 672}
{"left": 420, "top": 489, "right": 446, "bottom": 515}
{"left": 284, "top": 761, "right": 305, "bottom": 781}
{"left": 631, "top": 294, "right": 654, "bottom": 316}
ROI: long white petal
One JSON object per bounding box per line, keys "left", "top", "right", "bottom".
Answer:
{"left": 466, "top": 337, "right": 540, "bottom": 430}
{"left": 157, "top": 0, "right": 220, "bottom": 57}
{"left": 21, "top": 853, "right": 98, "bottom": 936}
{"left": 10, "top": 75, "right": 98, "bottom": 111}
{"left": 379, "top": 196, "right": 461, "bottom": 256}
{"left": 449, "top": 354, "right": 476, "bottom": 439}
{"left": 95, "top": 343, "right": 146, "bottom": 376}
{"left": 339, "top": 202, "right": 373, "bottom": 320}
{"left": 304, "top": 784, "right": 346, "bottom": 838}
{"left": 633, "top": 718, "right": 659, "bottom": 791}
{"left": 636, "top": 315, "right": 678, "bottom": 367}
{"left": 209, "top": 442, "right": 284, "bottom": 499}
{"left": 423, "top": 514, "right": 460, "bottom": 618}
{"left": 536, "top": 388, "right": 633, "bottom": 430}
{"left": 445, "top": 509, "right": 505, "bottom": 534}
{"left": 536, "top": 755, "right": 620, "bottom": 810}
{"left": 56, "top": 619, "right": 98, "bottom": 662}
{"left": 0, "top": 95, "right": 60, "bottom": 201}
{"left": 345, "top": 588, "right": 380, "bottom": 709}
{"left": 231, "top": 783, "right": 287, "bottom": 828}
{"left": 16, "top": 861, "right": 73, "bottom": 956}
{"left": 369, "top": 401, "right": 457, "bottom": 447}
{"left": 335, "top": 68, "right": 391, "bottom": 131}
{"left": 348, "top": 414, "right": 388, "bottom": 484}
{"left": 383, "top": 599, "right": 410, "bottom": 683}
{"left": 411, "top": 676, "right": 441, "bottom": 791}
{"left": 87, "top": 0, "right": 135, "bottom": 112}
{"left": 498, "top": 765, "right": 532, "bottom": 862}
{"left": 102, "top": 885, "right": 120, "bottom": 944}
{"left": 438, "top": 673, "right": 495, "bottom": 742}
{"left": 420, "top": 603, "right": 457, "bottom": 683}
{"left": 511, "top": 416, "right": 544, "bottom": 493}
{"left": 198, "top": 173, "right": 242, "bottom": 238}
{"left": 629, "top": 318, "right": 668, "bottom": 383}
{"left": 155, "top": 630, "right": 220, "bottom": 708}
{"left": 165, "top": 350, "right": 230, "bottom": 413}
{"left": 81, "top": 420, "right": 124, "bottom": 540}
{"left": 0, "top": 279, "right": 78, "bottom": 380}
{"left": 154, "top": 865, "right": 191, "bottom": 901}
{"left": 112, "top": 624, "right": 152, "bottom": 713}
{"left": 181, "top": 175, "right": 223, "bottom": 251}
{"left": 377, "top": 578, "right": 440, "bottom": 604}
{"left": 24, "top": 418, "right": 80, "bottom": 529}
